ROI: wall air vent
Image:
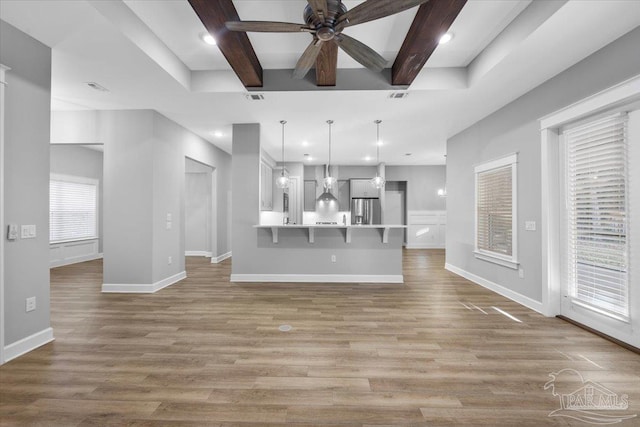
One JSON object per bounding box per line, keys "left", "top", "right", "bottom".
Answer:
{"left": 86, "top": 82, "right": 109, "bottom": 92}
{"left": 389, "top": 92, "right": 409, "bottom": 99}
{"left": 245, "top": 93, "right": 265, "bottom": 101}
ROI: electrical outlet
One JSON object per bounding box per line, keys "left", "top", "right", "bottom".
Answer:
{"left": 166, "top": 221, "right": 172, "bottom": 230}
{"left": 525, "top": 221, "right": 536, "bottom": 231}
{"left": 518, "top": 268, "right": 525, "bottom": 279}
{"left": 168, "top": 256, "right": 172, "bottom": 265}
{"left": 331, "top": 254, "right": 336, "bottom": 263}
{"left": 26, "top": 297, "right": 36, "bottom": 312}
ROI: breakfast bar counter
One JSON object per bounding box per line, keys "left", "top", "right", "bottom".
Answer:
{"left": 254, "top": 224, "right": 407, "bottom": 244}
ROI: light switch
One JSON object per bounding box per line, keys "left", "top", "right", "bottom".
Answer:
{"left": 525, "top": 221, "right": 536, "bottom": 231}
{"left": 7, "top": 224, "right": 18, "bottom": 240}
{"left": 166, "top": 213, "right": 172, "bottom": 221}
{"left": 21, "top": 225, "right": 36, "bottom": 239}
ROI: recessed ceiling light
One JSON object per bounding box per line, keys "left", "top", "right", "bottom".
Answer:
{"left": 365, "top": 156, "right": 372, "bottom": 161}
{"left": 376, "top": 140, "right": 384, "bottom": 146}
{"left": 212, "top": 130, "right": 223, "bottom": 138}
{"left": 201, "top": 33, "right": 216, "bottom": 45}
{"left": 304, "top": 154, "right": 312, "bottom": 161}
{"left": 302, "top": 140, "right": 309, "bottom": 146}
{"left": 439, "top": 32, "right": 453, "bottom": 44}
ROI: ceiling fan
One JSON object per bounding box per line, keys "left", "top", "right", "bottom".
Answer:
{"left": 225, "top": 0, "right": 430, "bottom": 80}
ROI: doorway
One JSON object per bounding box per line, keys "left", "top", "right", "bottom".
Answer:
{"left": 185, "top": 158, "right": 214, "bottom": 258}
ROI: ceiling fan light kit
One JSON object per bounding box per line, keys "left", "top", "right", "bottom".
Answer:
{"left": 225, "top": 0, "right": 430, "bottom": 81}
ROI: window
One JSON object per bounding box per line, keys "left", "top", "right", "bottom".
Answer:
{"left": 50, "top": 174, "right": 98, "bottom": 243}
{"left": 564, "top": 113, "right": 629, "bottom": 319}
{"left": 475, "top": 154, "right": 518, "bottom": 268}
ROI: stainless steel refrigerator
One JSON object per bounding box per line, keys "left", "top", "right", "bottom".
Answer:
{"left": 351, "top": 198, "right": 381, "bottom": 225}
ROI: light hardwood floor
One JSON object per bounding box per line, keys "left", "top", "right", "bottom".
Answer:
{"left": 1, "top": 250, "right": 638, "bottom": 426}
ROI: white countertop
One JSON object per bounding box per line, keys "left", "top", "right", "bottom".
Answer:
{"left": 254, "top": 224, "right": 407, "bottom": 228}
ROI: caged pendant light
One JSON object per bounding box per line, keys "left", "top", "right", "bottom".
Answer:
{"left": 275, "top": 120, "right": 290, "bottom": 189}
{"left": 370, "top": 119, "right": 385, "bottom": 189}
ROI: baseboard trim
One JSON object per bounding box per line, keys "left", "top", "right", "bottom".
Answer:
{"left": 445, "top": 263, "right": 544, "bottom": 314}
{"left": 4, "top": 327, "right": 54, "bottom": 363}
{"left": 230, "top": 274, "right": 403, "bottom": 284}
{"left": 212, "top": 251, "right": 232, "bottom": 264}
{"left": 102, "top": 271, "right": 186, "bottom": 293}
{"left": 185, "top": 251, "right": 212, "bottom": 257}
{"left": 50, "top": 253, "right": 103, "bottom": 268}
{"left": 557, "top": 315, "right": 640, "bottom": 355}
{"left": 405, "top": 244, "right": 445, "bottom": 249}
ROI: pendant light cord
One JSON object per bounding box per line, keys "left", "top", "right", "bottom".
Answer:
{"left": 375, "top": 119, "right": 382, "bottom": 176}
{"left": 280, "top": 120, "right": 286, "bottom": 177}
{"left": 327, "top": 120, "right": 334, "bottom": 178}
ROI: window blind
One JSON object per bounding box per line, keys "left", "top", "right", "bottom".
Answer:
{"left": 477, "top": 165, "right": 513, "bottom": 256}
{"left": 565, "top": 113, "right": 629, "bottom": 318}
{"left": 50, "top": 178, "right": 98, "bottom": 243}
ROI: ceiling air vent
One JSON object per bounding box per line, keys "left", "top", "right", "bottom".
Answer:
{"left": 245, "top": 93, "right": 265, "bottom": 101}
{"left": 86, "top": 82, "right": 109, "bottom": 92}
{"left": 389, "top": 92, "right": 409, "bottom": 99}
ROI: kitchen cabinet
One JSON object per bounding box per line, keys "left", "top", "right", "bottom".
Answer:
{"left": 337, "top": 180, "right": 350, "bottom": 211}
{"left": 350, "top": 179, "right": 379, "bottom": 198}
{"left": 260, "top": 161, "right": 273, "bottom": 211}
{"left": 304, "top": 180, "right": 316, "bottom": 211}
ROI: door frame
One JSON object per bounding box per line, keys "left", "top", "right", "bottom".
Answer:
{"left": 0, "top": 64, "right": 10, "bottom": 365}
{"left": 540, "top": 74, "right": 640, "bottom": 346}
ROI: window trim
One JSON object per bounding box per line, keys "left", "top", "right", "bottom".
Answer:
{"left": 474, "top": 153, "right": 519, "bottom": 269}
{"left": 50, "top": 173, "right": 99, "bottom": 244}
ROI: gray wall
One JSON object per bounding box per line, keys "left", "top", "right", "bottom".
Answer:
{"left": 101, "top": 110, "right": 156, "bottom": 284}
{"left": 1, "top": 20, "right": 52, "bottom": 344}
{"left": 98, "top": 110, "right": 232, "bottom": 285}
{"left": 232, "top": 124, "right": 403, "bottom": 277}
{"left": 386, "top": 165, "right": 446, "bottom": 211}
{"left": 446, "top": 27, "right": 640, "bottom": 302}
{"left": 50, "top": 145, "right": 104, "bottom": 252}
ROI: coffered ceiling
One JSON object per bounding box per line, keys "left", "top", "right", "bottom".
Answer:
{"left": 1, "top": 0, "right": 639, "bottom": 165}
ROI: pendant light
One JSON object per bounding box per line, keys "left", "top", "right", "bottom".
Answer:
{"left": 275, "top": 120, "right": 290, "bottom": 189}
{"left": 317, "top": 120, "right": 339, "bottom": 210}
{"left": 370, "top": 119, "right": 385, "bottom": 189}
{"left": 323, "top": 120, "right": 337, "bottom": 190}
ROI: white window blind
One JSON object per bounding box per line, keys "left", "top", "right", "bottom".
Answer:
{"left": 50, "top": 176, "right": 98, "bottom": 243}
{"left": 565, "top": 113, "right": 629, "bottom": 318}
{"left": 475, "top": 154, "right": 518, "bottom": 268}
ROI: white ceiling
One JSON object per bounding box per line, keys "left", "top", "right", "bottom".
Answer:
{"left": 1, "top": 0, "right": 639, "bottom": 165}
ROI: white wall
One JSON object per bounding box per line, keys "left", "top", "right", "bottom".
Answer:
{"left": 446, "top": 27, "right": 640, "bottom": 307}
{"left": 1, "top": 20, "right": 53, "bottom": 354}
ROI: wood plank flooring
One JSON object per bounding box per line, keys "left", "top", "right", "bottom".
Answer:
{"left": 1, "top": 249, "right": 639, "bottom": 426}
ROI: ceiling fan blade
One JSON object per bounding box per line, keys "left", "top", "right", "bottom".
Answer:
{"left": 336, "top": 34, "right": 387, "bottom": 72}
{"left": 307, "top": 0, "right": 328, "bottom": 22}
{"left": 226, "top": 21, "right": 312, "bottom": 33}
{"left": 337, "top": 0, "right": 429, "bottom": 28}
{"left": 293, "top": 38, "right": 325, "bottom": 79}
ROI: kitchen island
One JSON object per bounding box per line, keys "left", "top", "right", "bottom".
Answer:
{"left": 254, "top": 224, "right": 406, "bottom": 244}
{"left": 230, "top": 223, "right": 407, "bottom": 283}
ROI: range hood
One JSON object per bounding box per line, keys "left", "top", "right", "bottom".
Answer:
{"left": 316, "top": 164, "right": 339, "bottom": 210}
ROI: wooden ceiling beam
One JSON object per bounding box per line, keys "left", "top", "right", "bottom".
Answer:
{"left": 392, "top": 0, "right": 467, "bottom": 86}
{"left": 188, "top": 0, "right": 263, "bottom": 87}
{"left": 315, "top": 41, "right": 338, "bottom": 86}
